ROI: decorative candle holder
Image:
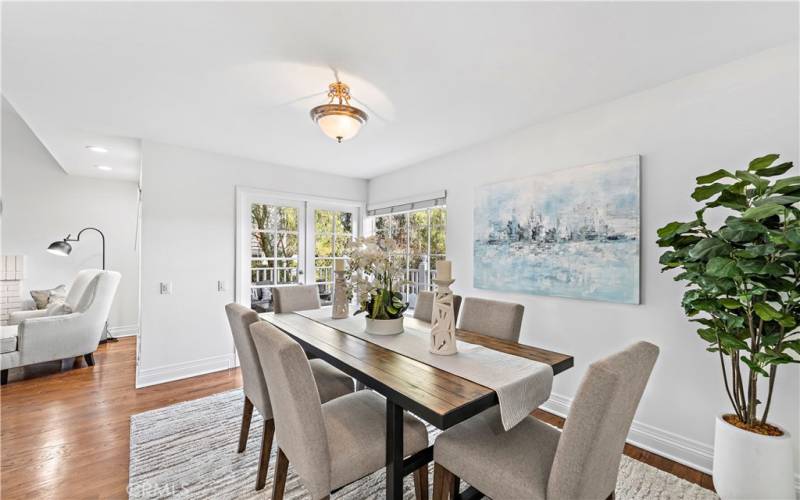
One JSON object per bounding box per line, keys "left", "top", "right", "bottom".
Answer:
{"left": 430, "top": 278, "right": 458, "bottom": 355}
{"left": 331, "top": 270, "right": 349, "bottom": 319}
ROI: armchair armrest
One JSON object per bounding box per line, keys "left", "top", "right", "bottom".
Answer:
{"left": 17, "top": 312, "right": 102, "bottom": 366}
{"left": 8, "top": 309, "right": 47, "bottom": 325}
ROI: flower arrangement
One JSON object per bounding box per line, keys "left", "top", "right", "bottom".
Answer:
{"left": 345, "top": 236, "right": 409, "bottom": 320}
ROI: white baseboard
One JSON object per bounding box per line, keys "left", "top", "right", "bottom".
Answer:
{"left": 544, "top": 393, "right": 800, "bottom": 497}
{"left": 135, "top": 353, "right": 235, "bottom": 388}
{"left": 543, "top": 392, "right": 714, "bottom": 474}
{"left": 107, "top": 324, "right": 138, "bottom": 338}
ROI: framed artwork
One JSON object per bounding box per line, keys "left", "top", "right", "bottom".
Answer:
{"left": 474, "top": 155, "right": 640, "bottom": 304}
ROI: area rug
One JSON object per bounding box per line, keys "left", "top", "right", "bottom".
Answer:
{"left": 129, "top": 389, "right": 717, "bottom": 499}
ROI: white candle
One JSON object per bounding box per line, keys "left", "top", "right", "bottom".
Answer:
{"left": 436, "top": 260, "right": 452, "bottom": 281}
{"left": 334, "top": 259, "right": 345, "bottom": 272}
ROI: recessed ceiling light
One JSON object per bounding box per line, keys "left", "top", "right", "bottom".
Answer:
{"left": 86, "top": 145, "right": 109, "bottom": 153}
{"left": 95, "top": 165, "right": 113, "bottom": 171}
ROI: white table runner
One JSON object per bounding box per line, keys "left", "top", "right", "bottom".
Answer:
{"left": 292, "top": 307, "right": 553, "bottom": 430}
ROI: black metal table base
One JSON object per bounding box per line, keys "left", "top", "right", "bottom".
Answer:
{"left": 385, "top": 399, "right": 436, "bottom": 500}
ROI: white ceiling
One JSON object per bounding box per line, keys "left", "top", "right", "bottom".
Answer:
{"left": 3, "top": 2, "right": 798, "bottom": 181}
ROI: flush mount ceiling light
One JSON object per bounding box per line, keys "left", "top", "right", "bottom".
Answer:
{"left": 310, "top": 81, "right": 368, "bottom": 143}
{"left": 95, "top": 165, "right": 113, "bottom": 171}
{"left": 86, "top": 145, "right": 109, "bottom": 153}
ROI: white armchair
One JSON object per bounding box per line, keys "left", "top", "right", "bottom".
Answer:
{"left": 1, "top": 269, "right": 121, "bottom": 384}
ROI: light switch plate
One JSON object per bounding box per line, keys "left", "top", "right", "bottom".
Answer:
{"left": 160, "top": 282, "right": 172, "bottom": 295}
{"left": 217, "top": 280, "right": 226, "bottom": 292}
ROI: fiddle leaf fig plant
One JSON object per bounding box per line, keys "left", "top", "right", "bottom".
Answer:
{"left": 657, "top": 154, "right": 799, "bottom": 431}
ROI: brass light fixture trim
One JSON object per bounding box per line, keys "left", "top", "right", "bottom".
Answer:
{"left": 310, "top": 81, "right": 369, "bottom": 143}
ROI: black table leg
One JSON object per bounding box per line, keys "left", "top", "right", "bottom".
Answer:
{"left": 386, "top": 398, "right": 404, "bottom": 500}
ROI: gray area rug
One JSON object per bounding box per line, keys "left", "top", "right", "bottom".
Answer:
{"left": 129, "top": 389, "right": 717, "bottom": 499}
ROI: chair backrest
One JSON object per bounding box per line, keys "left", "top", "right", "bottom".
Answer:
{"left": 458, "top": 297, "right": 524, "bottom": 341}
{"left": 250, "top": 321, "right": 331, "bottom": 499}
{"left": 65, "top": 269, "right": 103, "bottom": 310}
{"left": 547, "top": 341, "right": 659, "bottom": 500}
{"left": 78, "top": 270, "right": 121, "bottom": 321}
{"left": 413, "top": 291, "right": 463, "bottom": 323}
{"left": 224, "top": 304, "right": 271, "bottom": 418}
{"left": 272, "top": 285, "right": 321, "bottom": 313}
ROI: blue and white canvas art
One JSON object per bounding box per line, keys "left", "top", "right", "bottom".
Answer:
{"left": 474, "top": 156, "right": 640, "bottom": 304}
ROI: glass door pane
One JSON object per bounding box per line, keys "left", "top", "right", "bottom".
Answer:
{"left": 310, "top": 206, "right": 357, "bottom": 306}
{"left": 250, "top": 201, "right": 304, "bottom": 312}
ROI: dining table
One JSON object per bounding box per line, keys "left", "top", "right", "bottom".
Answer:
{"left": 260, "top": 308, "right": 574, "bottom": 500}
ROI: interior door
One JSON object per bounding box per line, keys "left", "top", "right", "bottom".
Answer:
{"left": 248, "top": 197, "right": 305, "bottom": 312}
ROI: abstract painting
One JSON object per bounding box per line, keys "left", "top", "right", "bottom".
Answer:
{"left": 474, "top": 156, "right": 640, "bottom": 304}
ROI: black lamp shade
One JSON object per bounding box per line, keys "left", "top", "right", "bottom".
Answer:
{"left": 47, "top": 240, "right": 72, "bottom": 256}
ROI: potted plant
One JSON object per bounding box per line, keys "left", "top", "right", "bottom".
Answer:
{"left": 345, "top": 236, "right": 409, "bottom": 335}
{"left": 657, "top": 154, "right": 799, "bottom": 499}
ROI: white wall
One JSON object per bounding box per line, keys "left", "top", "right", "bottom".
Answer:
{"left": 138, "top": 141, "right": 368, "bottom": 386}
{"left": 1, "top": 99, "right": 140, "bottom": 332}
{"left": 369, "top": 44, "right": 800, "bottom": 476}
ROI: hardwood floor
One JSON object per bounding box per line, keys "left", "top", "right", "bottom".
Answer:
{"left": 0, "top": 337, "right": 713, "bottom": 499}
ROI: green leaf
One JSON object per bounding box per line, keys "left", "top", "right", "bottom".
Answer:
{"left": 735, "top": 170, "right": 769, "bottom": 192}
{"left": 757, "top": 162, "right": 793, "bottom": 177}
{"left": 696, "top": 169, "right": 736, "bottom": 184}
{"left": 748, "top": 154, "right": 780, "bottom": 171}
{"left": 734, "top": 244, "right": 775, "bottom": 258}
{"left": 786, "top": 228, "right": 800, "bottom": 246}
{"left": 692, "top": 183, "right": 729, "bottom": 202}
{"left": 706, "top": 257, "right": 740, "bottom": 278}
{"left": 771, "top": 176, "right": 800, "bottom": 194}
{"left": 753, "top": 195, "right": 800, "bottom": 206}
{"left": 713, "top": 190, "right": 749, "bottom": 210}
{"left": 657, "top": 221, "right": 697, "bottom": 240}
{"left": 754, "top": 302, "right": 783, "bottom": 321}
{"left": 742, "top": 203, "right": 785, "bottom": 221}
{"left": 688, "top": 238, "right": 731, "bottom": 260}
{"left": 719, "top": 298, "right": 742, "bottom": 309}
{"left": 719, "top": 333, "right": 749, "bottom": 350}
{"left": 718, "top": 218, "right": 766, "bottom": 242}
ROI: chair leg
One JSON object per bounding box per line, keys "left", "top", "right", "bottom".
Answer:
{"left": 256, "top": 418, "right": 276, "bottom": 491}
{"left": 238, "top": 396, "right": 254, "bottom": 453}
{"left": 413, "top": 464, "right": 429, "bottom": 500}
{"left": 433, "top": 463, "right": 455, "bottom": 500}
{"left": 272, "top": 447, "right": 289, "bottom": 500}
{"left": 452, "top": 477, "right": 461, "bottom": 496}
{"left": 606, "top": 493, "right": 616, "bottom": 500}
{"left": 84, "top": 353, "right": 95, "bottom": 366}
{"left": 1, "top": 369, "right": 7, "bottom": 385}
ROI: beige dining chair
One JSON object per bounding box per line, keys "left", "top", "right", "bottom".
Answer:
{"left": 224, "top": 304, "right": 355, "bottom": 491}
{"left": 250, "top": 320, "right": 431, "bottom": 500}
{"left": 431, "top": 341, "right": 659, "bottom": 500}
{"left": 413, "top": 291, "right": 463, "bottom": 323}
{"left": 272, "top": 285, "right": 321, "bottom": 313}
{"left": 458, "top": 297, "right": 524, "bottom": 341}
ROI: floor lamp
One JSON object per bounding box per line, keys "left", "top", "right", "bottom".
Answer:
{"left": 47, "top": 227, "right": 117, "bottom": 343}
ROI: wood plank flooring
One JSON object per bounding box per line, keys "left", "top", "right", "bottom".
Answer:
{"left": 0, "top": 337, "right": 714, "bottom": 499}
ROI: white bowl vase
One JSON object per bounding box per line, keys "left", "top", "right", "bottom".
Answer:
{"left": 365, "top": 317, "right": 404, "bottom": 336}
{"left": 712, "top": 415, "right": 795, "bottom": 500}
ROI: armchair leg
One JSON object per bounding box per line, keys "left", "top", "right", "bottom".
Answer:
{"left": 1, "top": 369, "right": 7, "bottom": 385}
{"left": 433, "top": 463, "right": 456, "bottom": 500}
{"left": 238, "top": 396, "right": 254, "bottom": 453}
{"left": 84, "top": 353, "right": 95, "bottom": 366}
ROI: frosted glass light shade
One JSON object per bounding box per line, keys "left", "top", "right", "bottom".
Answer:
{"left": 310, "top": 103, "right": 368, "bottom": 143}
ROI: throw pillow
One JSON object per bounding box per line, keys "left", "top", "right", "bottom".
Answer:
{"left": 29, "top": 284, "right": 68, "bottom": 309}
{"left": 45, "top": 302, "right": 73, "bottom": 316}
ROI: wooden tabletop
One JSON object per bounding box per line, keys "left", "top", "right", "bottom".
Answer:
{"left": 260, "top": 311, "right": 573, "bottom": 429}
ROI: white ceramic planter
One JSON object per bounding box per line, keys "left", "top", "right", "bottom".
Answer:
{"left": 713, "top": 415, "right": 795, "bottom": 500}
{"left": 365, "top": 316, "right": 404, "bottom": 336}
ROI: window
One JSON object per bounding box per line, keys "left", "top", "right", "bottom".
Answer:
{"left": 370, "top": 206, "right": 446, "bottom": 307}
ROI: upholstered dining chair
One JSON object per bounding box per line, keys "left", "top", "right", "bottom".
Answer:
{"left": 458, "top": 297, "right": 525, "bottom": 342}
{"left": 224, "top": 304, "right": 354, "bottom": 491}
{"left": 250, "top": 321, "right": 431, "bottom": 500}
{"left": 431, "top": 341, "right": 659, "bottom": 500}
{"left": 272, "top": 285, "right": 321, "bottom": 313}
{"left": 413, "top": 291, "right": 463, "bottom": 323}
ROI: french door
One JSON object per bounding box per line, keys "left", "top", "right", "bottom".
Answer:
{"left": 236, "top": 188, "right": 360, "bottom": 312}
